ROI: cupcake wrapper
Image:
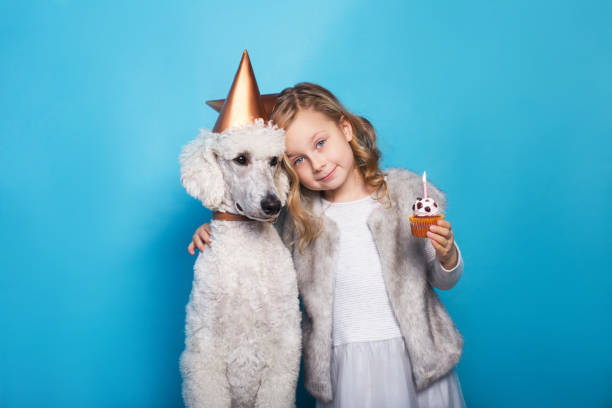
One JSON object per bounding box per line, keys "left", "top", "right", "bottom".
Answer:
{"left": 409, "top": 214, "right": 444, "bottom": 238}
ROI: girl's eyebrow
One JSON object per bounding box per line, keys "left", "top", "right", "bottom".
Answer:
{"left": 310, "top": 130, "right": 325, "bottom": 141}
{"left": 286, "top": 131, "right": 325, "bottom": 158}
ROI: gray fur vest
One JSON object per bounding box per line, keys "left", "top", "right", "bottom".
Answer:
{"left": 275, "top": 168, "right": 464, "bottom": 403}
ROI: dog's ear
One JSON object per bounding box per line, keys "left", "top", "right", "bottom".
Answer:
{"left": 275, "top": 168, "right": 290, "bottom": 206}
{"left": 179, "top": 130, "right": 225, "bottom": 209}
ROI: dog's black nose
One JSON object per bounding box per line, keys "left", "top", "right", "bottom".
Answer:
{"left": 261, "top": 194, "right": 281, "bottom": 215}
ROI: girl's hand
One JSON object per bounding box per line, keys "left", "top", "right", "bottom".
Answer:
{"left": 427, "top": 219, "right": 458, "bottom": 270}
{"left": 187, "top": 223, "right": 211, "bottom": 255}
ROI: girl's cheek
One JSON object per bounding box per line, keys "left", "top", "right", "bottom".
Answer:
{"left": 297, "top": 169, "right": 317, "bottom": 189}
{"left": 295, "top": 167, "right": 309, "bottom": 184}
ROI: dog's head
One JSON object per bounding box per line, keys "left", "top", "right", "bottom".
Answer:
{"left": 180, "top": 119, "right": 289, "bottom": 222}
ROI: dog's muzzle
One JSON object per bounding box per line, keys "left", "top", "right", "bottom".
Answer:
{"left": 260, "top": 194, "right": 281, "bottom": 216}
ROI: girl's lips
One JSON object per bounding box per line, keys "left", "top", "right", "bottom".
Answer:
{"left": 319, "top": 166, "right": 337, "bottom": 181}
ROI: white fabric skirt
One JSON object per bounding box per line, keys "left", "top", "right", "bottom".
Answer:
{"left": 315, "top": 337, "right": 466, "bottom": 408}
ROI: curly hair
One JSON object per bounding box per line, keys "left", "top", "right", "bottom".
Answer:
{"left": 271, "top": 82, "right": 389, "bottom": 252}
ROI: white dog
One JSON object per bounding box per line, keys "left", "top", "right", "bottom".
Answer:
{"left": 179, "top": 119, "right": 301, "bottom": 408}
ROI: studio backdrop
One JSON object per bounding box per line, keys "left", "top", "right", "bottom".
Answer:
{"left": 1, "top": 1, "right": 611, "bottom": 407}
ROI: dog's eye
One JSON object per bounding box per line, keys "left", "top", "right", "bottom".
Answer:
{"left": 233, "top": 155, "right": 248, "bottom": 165}
{"left": 270, "top": 157, "right": 278, "bottom": 166}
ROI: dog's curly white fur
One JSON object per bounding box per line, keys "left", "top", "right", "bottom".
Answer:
{"left": 179, "top": 119, "right": 301, "bottom": 408}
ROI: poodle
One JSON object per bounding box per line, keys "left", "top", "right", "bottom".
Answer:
{"left": 178, "top": 118, "right": 301, "bottom": 408}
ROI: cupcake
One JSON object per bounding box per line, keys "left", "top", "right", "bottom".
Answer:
{"left": 409, "top": 196, "right": 444, "bottom": 238}
{"left": 409, "top": 171, "right": 444, "bottom": 238}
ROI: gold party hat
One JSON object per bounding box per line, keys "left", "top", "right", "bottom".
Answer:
{"left": 208, "top": 50, "right": 274, "bottom": 133}
{"left": 206, "top": 93, "right": 279, "bottom": 121}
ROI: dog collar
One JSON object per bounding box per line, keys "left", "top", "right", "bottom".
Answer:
{"left": 212, "top": 211, "right": 254, "bottom": 222}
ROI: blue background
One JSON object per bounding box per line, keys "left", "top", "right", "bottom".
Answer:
{"left": 1, "top": 1, "right": 611, "bottom": 407}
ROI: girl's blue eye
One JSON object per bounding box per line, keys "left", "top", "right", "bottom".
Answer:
{"left": 316, "top": 139, "right": 325, "bottom": 148}
{"left": 294, "top": 157, "right": 303, "bottom": 165}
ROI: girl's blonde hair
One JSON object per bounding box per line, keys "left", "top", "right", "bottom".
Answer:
{"left": 271, "top": 82, "right": 389, "bottom": 252}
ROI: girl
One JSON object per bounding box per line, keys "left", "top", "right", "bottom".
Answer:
{"left": 188, "top": 83, "right": 466, "bottom": 408}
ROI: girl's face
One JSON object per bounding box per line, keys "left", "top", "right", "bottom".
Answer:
{"left": 285, "top": 108, "right": 355, "bottom": 193}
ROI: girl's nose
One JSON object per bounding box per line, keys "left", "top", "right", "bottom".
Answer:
{"left": 311, "top": 156, "right": 326, "bottom": 173}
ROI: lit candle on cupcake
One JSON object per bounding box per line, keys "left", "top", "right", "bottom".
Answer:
{"left": 409, "top": 171, "right": 445, "bottom": 238}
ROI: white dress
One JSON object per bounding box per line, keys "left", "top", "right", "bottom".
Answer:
{"left": 315, "top": 195, "right": 466, "bottom": 408}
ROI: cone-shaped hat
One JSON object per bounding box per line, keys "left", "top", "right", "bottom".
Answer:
{"left": 206, "top": 93, "right": 279, "bottom": 120}
{"left": 211, "top": 50, "right": 267, "bottom": 133}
